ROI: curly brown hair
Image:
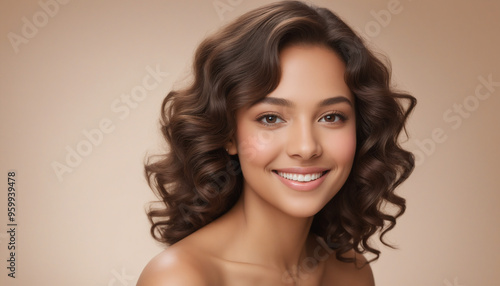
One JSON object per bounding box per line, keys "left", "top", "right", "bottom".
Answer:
{"left": 144, "top": 0, "right": 416, "bottom": 264}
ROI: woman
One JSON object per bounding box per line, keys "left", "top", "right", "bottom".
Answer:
{"left": 138, "top": 1, "right": 416, "bottom": 285}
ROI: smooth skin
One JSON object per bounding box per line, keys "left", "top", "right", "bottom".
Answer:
{"left": 137, "top": 44, "right": 375, "bottom": 286}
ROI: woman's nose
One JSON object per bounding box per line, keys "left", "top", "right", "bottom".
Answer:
{"left": 286, "top": 120, "right": 322, "bottom": 160}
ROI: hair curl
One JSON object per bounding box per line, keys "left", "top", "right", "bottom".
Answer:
{"left": 144, "top": 0, "right": 416, "bottom": 264}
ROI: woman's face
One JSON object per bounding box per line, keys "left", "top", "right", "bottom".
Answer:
{"left": 229, "top": 44, "right": 356, "bottom": 218}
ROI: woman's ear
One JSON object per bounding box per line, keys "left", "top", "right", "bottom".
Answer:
{"left": 225, "top": 140, "right": 238, "bottom": 155}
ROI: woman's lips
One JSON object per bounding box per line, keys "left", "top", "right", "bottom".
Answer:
{"left": 272, "top": 168, "right": 330, "bottom": 191}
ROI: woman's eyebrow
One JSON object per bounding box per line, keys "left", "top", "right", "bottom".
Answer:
{"left": 258, "top": 97, "right": 294, "bottom": 107}
{"left": 258, "top": 95, "right": 352, "bottom": 107}
{"left": 318, "top": 96, "right": 353, "bottom": 107}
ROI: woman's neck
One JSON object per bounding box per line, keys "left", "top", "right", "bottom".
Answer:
{"left": 220, "top": 188, "right": 315, "bottom": 273}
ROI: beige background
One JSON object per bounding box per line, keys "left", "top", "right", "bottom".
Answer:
{"left": 1, "top": 0, "right": 499, "bottom": 285}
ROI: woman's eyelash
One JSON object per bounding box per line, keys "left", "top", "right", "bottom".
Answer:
{"left": 319, "top": 112, "right": 348, "bottom": 123}
{"left": 256, "top": 113, "right": 285, "bottom": 125}
{"left": 256, "top": 112, "right": 348, "bottom": 126}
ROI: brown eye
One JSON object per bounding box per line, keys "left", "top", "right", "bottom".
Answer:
{"left": 265, "top": 115, "right": 277, "bottom": 123}
{"left": 319, "top": 113, "right": 347, "bottom": 124}
{"left": 258, "top": 114, "right": 284, "bottom": 125}
{"left": 324, "top": 114, "right": 336, "bottom": 122}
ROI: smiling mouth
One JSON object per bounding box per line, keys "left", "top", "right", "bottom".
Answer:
{"left": 272, "top": 170, "right": 329, "bottom": 182}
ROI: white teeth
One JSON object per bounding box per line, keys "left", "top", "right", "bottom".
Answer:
{"left": 277, "top": 172, "right": 324, "bottom": 182}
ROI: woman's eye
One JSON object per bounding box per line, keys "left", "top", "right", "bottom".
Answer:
{"left": 258, "top": 114, "right": 284, "bottom": 125}
{"left": 319, "top": 113, "right": 346, "bottom": 123}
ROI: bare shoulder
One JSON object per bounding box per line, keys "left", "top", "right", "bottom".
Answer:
{"left": 137, "top": 243, "right": 218, "bottom": 286}
{"left": 323, "top": 249, "right": 375, "bottom": 286}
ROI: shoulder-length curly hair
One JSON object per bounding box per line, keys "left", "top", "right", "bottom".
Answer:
{"left": 145, "top": 0, "right": 416, "bottom": 264}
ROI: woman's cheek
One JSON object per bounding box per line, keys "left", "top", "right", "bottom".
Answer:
{"left": 326, "top": 129, "right": 357, "bottom": 163}
{"left": 237, "top": 128, "right": 278, "bottom": 164}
